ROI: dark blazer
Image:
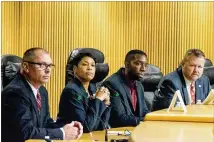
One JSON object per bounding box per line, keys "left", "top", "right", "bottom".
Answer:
{"left": 152, "top": 67, "right": 211, "bottom": 111}
{"left": 102, "top": 68, "right": 149, "bottom": 128}
{"left": 57, "top": 78, "right": 111, "bottom": 133}
{"left": 1, "top": 73, "right": 63, "bottom": 142}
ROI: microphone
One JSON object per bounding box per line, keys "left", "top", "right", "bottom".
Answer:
{"left": 103, "top": 83, "right": 139, "bottom": 125}
{"left": 72, "top": 94, "right": 109, "bottom": 142}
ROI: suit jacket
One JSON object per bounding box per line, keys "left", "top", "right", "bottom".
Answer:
{"left": 1, "top": 73, "right": 63, "bottom": 142}
{"left": 102, "top": 68, "right": 149, "bottom": 128}
{"left": 152, "top": 67, "right": 211, "bottom": 111}
{"left": 57, "top": 77, "right": 111, "bottom": 133}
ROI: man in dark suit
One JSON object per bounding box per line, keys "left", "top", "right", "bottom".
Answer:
{"left": 1, "top": 47, "right": 83, "bottom": 142}
{"left": 153, "top": 49, "right": 211, "bottom": 111}
{"left": 102, "top": 49, "right": 149, "bottom": 127}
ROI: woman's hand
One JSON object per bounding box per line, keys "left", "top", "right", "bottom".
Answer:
{"left": 95, "top": 87, "right": 110, "bottom": 104}
{"left": 104, "top": 93, "right": 111, "bottom": 106}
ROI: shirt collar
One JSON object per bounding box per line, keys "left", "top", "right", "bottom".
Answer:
{"left": 183, "top": 73, "right": 194, "bottom": 87}
{"left": 26, "top": 80, "right": 39, "bottom": 98}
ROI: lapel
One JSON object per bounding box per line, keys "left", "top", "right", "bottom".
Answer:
{"left": 69, "top": 78, "right": 96, "bottom": 106}
{"left": 195, "top": 79, "right": 203, "bottom": 101}
{"left": 121, "top": 81, "right": 132, "bottom": 105}
{"left": 177, "top": 68, "right": 189, "bottom": 104}
{"left": 19, "top": 73, "right": 41, "bottom": 126}
{"left": 117, "top": 68, "right": 134, "bottom": 112}
{"left": 181, "top": 86, "right": 189, "bottom": 105}
{"left": 135, "top": 81, "right": 143, "bottom": 116}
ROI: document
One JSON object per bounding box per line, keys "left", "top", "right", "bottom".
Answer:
{"left": 202, "top": 89, "right": 214, "bottom": 105}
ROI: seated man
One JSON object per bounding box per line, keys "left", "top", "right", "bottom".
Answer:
{"left": 1, "top": 47, "right": 83, "bottom": 142}
{"left": 152, "top": 49, "right": 211, "bottom": 111}
{"left": 102, "top": 49, "right": 149, "bottom": 127}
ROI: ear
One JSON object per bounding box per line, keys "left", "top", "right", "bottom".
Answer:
{"left": 125, "top": 61, "right": 129, "bottom": 68}
{"left": 22, "top": 62, "right": 29, "bottom": 73}
{"left": 73, "top": 65, "right": 77, "bottom": 75}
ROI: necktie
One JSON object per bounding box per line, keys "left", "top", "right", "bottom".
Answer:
{"left": 37, "top": 91, "right": 41, "bottom": 112}
{"left": 130, "top": 86, "right": 137, "bottom": 111}
{"left": 190, "top": 83, "right": 195, "bottom": 104}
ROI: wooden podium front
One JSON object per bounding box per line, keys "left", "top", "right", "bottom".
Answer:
{"left": 129, "top": 121, "right": 214, "bottom": 142}
{"left": 129, "top": 105, "right": 214, "bottom": 142}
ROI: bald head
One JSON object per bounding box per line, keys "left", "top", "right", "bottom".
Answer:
{"left": 23, "top": 47, "right": 49, "bottom": 62}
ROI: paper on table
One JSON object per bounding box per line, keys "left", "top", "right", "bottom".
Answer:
{"left": 202, "top": 89, "right": 214, "bottom": 105}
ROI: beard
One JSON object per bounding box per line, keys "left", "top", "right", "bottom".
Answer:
{"left": 128, "top": 71, "right": 141, "bottom": 81}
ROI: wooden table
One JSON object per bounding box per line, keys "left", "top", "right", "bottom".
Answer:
{"left": 145, "top": 105, "right": 214, "bottom": 123}
{"left": 26, "top": 127, "right": 134, "bottom": 142}
{"left": 129, "top": 121, "right": 214, "bottom": 142}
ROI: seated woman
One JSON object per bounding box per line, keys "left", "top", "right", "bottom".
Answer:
{"left": 57, "top": 53, "right": 111, "bottom": 132}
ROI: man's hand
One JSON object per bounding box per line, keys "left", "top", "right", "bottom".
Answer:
{"left": 73, "top": 121, "right": 83, "bottom": 139}
{"left": 63, "top": 121, "right": 82, "bottom": 140}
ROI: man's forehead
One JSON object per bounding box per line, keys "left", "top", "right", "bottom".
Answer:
{"left": 132, "top": 54, "right": 147, "bottom": 61}
{"left": 33, "top": 51, "right": 52, "bottom": 62}
{"left": 185, "top": 55, "right": 205, "bottom": 63}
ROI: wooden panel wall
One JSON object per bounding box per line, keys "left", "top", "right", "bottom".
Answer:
{"left": 2, "top": 1, "right": 214, "bottom": 118}
{"left": 1, "top": 2, "right": 20, "bottom": 54}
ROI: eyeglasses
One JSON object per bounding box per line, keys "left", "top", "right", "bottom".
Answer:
{"left": 23, "top": 61, "right": 55, "bottom": 70}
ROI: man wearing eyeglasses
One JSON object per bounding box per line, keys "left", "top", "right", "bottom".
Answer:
{"left": 102, "top": 49, "right": 149, "bottom": 128}
{"left": 2, "top": 47, "right": 83, "bottom": 142}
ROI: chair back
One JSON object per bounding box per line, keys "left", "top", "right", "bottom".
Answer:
{"left": 141, "top": 64, "right": 163, "bottom": 111}
{"left": 1, "top": 54, "right": 22, "bottom": 89}
{"left": 65, "top": 48, "right": 109, "bottom": 86}
{"left": 203, "top": 66, "right": 214, "bottom": 89}
{"left": 204, "top": 58, "right": 213, "bottom": 67}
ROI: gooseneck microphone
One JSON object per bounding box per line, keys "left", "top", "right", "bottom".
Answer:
{"left": 72, "top": 94, "right": 109, "bottom": 142}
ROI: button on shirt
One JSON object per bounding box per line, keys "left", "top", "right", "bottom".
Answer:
{"left": 183, "top": 76, "right": 195, "bottom": 105}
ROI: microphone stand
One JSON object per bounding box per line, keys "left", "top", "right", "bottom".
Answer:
{"left": 73, "top": 94, "right": 109, "bottom": 141}
{"left": 105, "top": 127, "right": 108, "bottom": 142}
{"left": 85, "top": 102, "right": 109, "bottom": 142}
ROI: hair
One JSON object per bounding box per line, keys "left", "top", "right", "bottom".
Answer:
{"left": 23, "top": 47, "right": 48, "bottom": 61}
{"left": 72, "top": 52, "right": 96, "bottom": 67}
{"left": 125, "top": 49, "right": 147, "bottom": 63}
{"left": 180, "top": 49, "right": 205, "bottom": 65}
